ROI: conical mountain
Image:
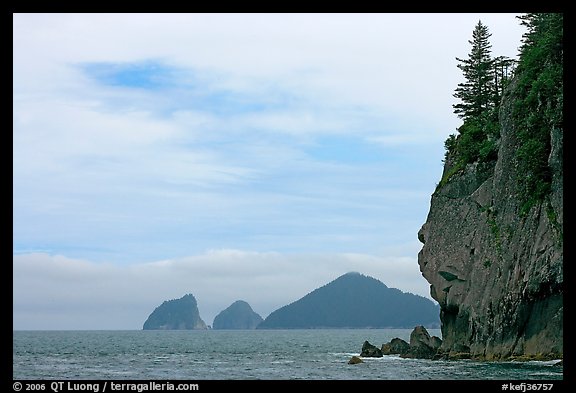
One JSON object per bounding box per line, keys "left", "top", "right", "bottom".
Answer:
{"left": 257, "top": 272, "right": 439, "bottom": 329}
{"left": 213, "top": 300, "right": 263, "bottom": 329}
{"left": 143, "top": 293, "right": 207, "bottom": 330}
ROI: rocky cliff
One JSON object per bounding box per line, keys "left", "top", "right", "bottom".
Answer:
{"left": 417, "top": 75, "right": 563, "bottom": 360}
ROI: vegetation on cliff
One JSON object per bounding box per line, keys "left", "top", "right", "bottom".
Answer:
{"left": 511, "top": 13, "right": 563, "bottom": 216}
{"left": 440, "top": 20, "right": 515, "bottom": 188}
{"left": 440, "top": 13, "right": 562, "bottom": 218}
{"left": 419, "top": 13, "right": 563, "bottom": 360}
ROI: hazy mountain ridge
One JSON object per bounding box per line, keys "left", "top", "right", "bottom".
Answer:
{"left": 258, "top": 272, "right": 440, "bottom": 329}
{"left": 143, "top": 273, "right": 438, "bottom": 330}
{"left": 213, "top": 300, "right": 263, "bottom": 329}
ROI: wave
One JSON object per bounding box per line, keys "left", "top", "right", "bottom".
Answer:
{"left": 526, "top": 360, "right": 563, "bottom": 367}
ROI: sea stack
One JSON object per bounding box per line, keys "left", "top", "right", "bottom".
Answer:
{"left": 143, "top": 294, "right": 207, "bottom": 330}
{"left": 212, "top": 300, "right": 263, "bottom": 329}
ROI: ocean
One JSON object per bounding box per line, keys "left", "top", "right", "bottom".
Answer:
{"left": 13, "top": 329, "right": 562, "bottom": 381}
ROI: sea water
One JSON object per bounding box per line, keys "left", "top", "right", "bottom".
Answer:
{"left": 13, "top": 329, "right": 562, "bottom": 380}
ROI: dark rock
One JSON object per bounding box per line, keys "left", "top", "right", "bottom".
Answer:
{"left": 452, "top": 343, "right": 470, "bottom": 353}
{"left": 362, "top": 327, "right": 442, "bottom": 360}
{"left": 402, "top": 326, "right": 439, "bottom": 359}
{"left": 382, "top": 338, "right": 410, "bottom": 355}
{"left": 381, "top": 343, "right": 392, "bottom": 355}
{"left": 448, "top": 352, "right": 472, "bottom": 360}
{"left": 348, "top": 356, "right": 364, "bottom": 364}
{"left": 430, "top": 336, "right": 443, "bottom": 350}
{"left": 432, "top": 351, "right": 448, "bottom": 360}
{"left": 360, "top": 340, "right": 383, "bottom": 357}
{"left": 410, "top": 325, "right": 432, "bottom": 347}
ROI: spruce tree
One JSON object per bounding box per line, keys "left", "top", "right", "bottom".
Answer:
{"left": 453, "top": 20, "right": 495, "bottom": 121}
{"left": 439, "top": 20, "right": 511, "bottom": 187}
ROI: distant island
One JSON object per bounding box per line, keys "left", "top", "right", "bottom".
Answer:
{"left": 213, "top": 300, "right": 263, "bottom": 329}
{"left": 143, "top": 294, "right": 207, "bottom": 330}
{"left": 257, "top": 272, "right": 440, "bottom": 329}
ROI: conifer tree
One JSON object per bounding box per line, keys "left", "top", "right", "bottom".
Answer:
{"left": 453, "top": 20, "right": 495, "bottom": 120}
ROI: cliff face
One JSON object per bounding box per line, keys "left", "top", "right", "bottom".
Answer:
{"left": 417, "top": 79, "right": 563, "bottom": 360}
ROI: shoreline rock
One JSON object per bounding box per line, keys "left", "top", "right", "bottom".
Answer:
{"left": 358, "top": 326, "right": 564, "bottom": 362}
{"left": 401, "top": 325, "right": 442, "bottom": 359}
{"left": 360, "top": 340, "right": 383, "bottom": 357}
{"left": 381, "top": 337, "right": 410, "bottom": 355}
{"left": 359, "top": 326, "right": 444, "bottom": 360}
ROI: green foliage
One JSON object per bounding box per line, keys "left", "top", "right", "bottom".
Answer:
{"left": 546, "top": 202, "right": 563, "bottom": 245}
{"left": 457, "top": 120, "right": 485, "bottom": 164}
{"left": 487, "top": 213, "right": 502, "bottom": 256}
{"left": 436, "top": 160, "right": 465, "bottom": 190}
{"left": 444, "top": 134, "right": 457, "bottom": 161}
{"left": 456, "top": 117, "right": 499, "bottom": 164}
{"left": 440, "top": 20, "right": 511, "bottom": 188}
{"left": 512, "top": 13, "right": 562, "bottom": 216}
{"left": 479, "top": 138, "right": 498, "bottom": 162}
{"left": 453, "top": 21, "right": 496, "bottom": 120}
{"left": 443, "top": 116, "right": 500, "bottom": 175}
{"left": 483, "top": 260, "right": 492, "bottom": 268}
{"left": 516, "top": 138, "right": 552, "bottom": 216}
{"left": 440, "top": 13, "right": 562, "bottom": 216}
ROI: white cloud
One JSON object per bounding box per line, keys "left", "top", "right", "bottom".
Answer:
{"left": 13, "top": 13, "right": 524, "bottom": 121}
{"left": 13, "top": 251, "right": 431, "bottom": 330}
{"left": 13, "top": 13, "right": 524, "bottom": 329}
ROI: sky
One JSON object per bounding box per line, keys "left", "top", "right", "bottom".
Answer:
{"left": 13, "top": 13, "right": 526, "bottom": 330}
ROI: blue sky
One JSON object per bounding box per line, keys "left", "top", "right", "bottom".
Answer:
{"left": 13, "top": 13, "right": 525, "bottom": 329}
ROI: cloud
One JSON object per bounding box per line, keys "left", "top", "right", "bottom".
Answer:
{"left": 13, "top": 57, "right": 440, "bottom": 264}
{"left": 13, "top": 251, "right": 431, "bottom": 330}
{"left": 13, "top": 14, "right": 525, "bottom": 329}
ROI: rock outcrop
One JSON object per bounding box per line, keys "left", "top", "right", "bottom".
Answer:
{"left": 381, "top": 338, "right": 410, "bottom": 355}
{"left": 417, "top": 77, "right": 563, "bottom": 360}
{"left": 348, "top": 356, "right": 364, "bottom": 365}
{"left": 403, "top": 325, "right": 442, "bottom": 359}
{"left": 360, "top": 340, "right": 383, "bottom": 357}
{"left": 143, "top": 294, "right": 207, "bottom": 330}
{"left": 212, "top": 300, "right": 263, "bottom": 330}
{"left": 377, "top": 326, "right": 442, "bottom": 359}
